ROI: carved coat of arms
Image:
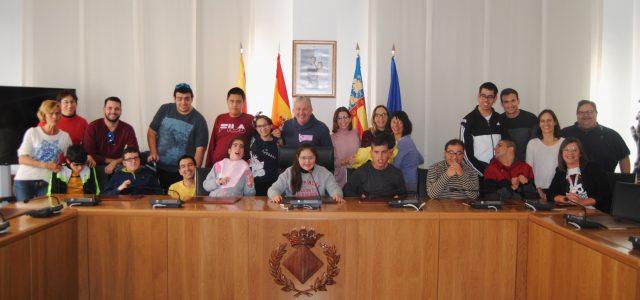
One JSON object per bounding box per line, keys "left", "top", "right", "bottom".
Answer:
{"left": 269, "top": 228, "right": 340, "bottom": 297}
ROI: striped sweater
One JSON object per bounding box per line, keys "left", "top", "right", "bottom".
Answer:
{"left": 426, "top": 160, "right": 479, "bottom": 199}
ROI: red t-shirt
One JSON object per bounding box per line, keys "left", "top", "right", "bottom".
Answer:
{"left": 483, "top": 159, "right": 534, "bottom": 181}
{"left": 39, "top": 114, "right": 88, "bottom": 145}
{"left": 205, "top": 113, "right": 255, "bottom": 167}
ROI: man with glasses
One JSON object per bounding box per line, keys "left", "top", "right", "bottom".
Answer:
{"left": 483, "top": 139, "right": 536, "bottom": 199}
{"left": 204, "top": 87, "right": 255, "bottom": 167}
{"left": 103, "top": 148, "right": 162, "bottom": 195}
{"left": 561, "top": 100, "right": 630, "bottom": 173}
{"left": 460, "top": 82, "right": 506, "bottom": 176}
{"left": 427, "top": 139, "right": 479, "bottom": 199}
{"left": 83, "top": 96, "right": 139, "bottom": 175}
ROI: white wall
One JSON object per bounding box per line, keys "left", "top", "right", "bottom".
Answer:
{"left": 293, "top": 0, "right": 369, "bottom": 127}
{"left": 9, "top": 0, "right": 640, "bottom": 169}
{"left": 0, "top": 0, "right": 22, "bottom": 86}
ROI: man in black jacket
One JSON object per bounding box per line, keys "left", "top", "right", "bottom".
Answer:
{"left": 499, "top": 88, "right": 538, "bottom": 161}
{"left": 460, "top": 82, "right": 507, "bottom": 176}
{"left": 343, "top": 133, "right": 406, "bottom": 198}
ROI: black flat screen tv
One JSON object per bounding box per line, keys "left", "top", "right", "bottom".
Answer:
{"left": 0, "top": 86, "right": 74, "bottom": 164}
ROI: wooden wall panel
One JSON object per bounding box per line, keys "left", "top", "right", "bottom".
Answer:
{"left": 167, "top": 216, "right": 249, "bottom": 299}
{"left": 352, "top": 219, "right": 439, "bottom": 300}
{"left": 87, "top": 215, "right": 168, "bottom": 300}
{"left": 248, "top": 219, "right": 349, "bottom": 300}
{"left": 527, "top": 223, "right": 638, "bottom": 300}
{"left": 30, "top": 218, "right": 78, "bottom": 300}
{"left": 0, "top": 236, "right": 31, "bottom": 299}
{"left": 438, "top": 219, "right": 518, "bottom": 299}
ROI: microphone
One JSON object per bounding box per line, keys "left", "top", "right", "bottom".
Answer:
{"left": 563, "top": 198, "right": 600, "bottom": 229}
{"left": 308, "top": 168, "right": 323, "bottom": 200}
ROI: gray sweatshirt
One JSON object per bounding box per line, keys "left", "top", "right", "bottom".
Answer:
{"left": 267, "top": 165, "right": 343, "bottom": 198}
{"left": 202, "top": 162, "right": 256, "bottom": 197}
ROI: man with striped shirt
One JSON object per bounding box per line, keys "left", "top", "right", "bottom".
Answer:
{"left": 427, "top": 139, "right": 479, "bottom": 199}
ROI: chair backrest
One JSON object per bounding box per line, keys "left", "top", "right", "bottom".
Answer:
{"left": 610, "top": 181, "right": 640, "bottom": 222}
{"left": 277, "top": 146, "right": 334, "bottom": 173}
{"left": 600, "top": 172, "right": 635, "bottom": 213}
{"left": 417, "top": 168, "right": 428, "bottom": 198}
{"left": 195, "top": 167, "right": 212, "bottom": 196}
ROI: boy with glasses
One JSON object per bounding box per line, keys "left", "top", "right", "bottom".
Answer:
{"left": 426, "top": 139, "right": 479, "bottom": 199}
{"left": 47, "top": 145, "right": 101, "bottom": 195}
{"left": 103, "top": 148, "right": 162, "bottom": 195}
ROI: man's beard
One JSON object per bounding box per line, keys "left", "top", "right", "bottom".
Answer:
{"left": 105, "top": 114, "right": 120, "bottom": 123}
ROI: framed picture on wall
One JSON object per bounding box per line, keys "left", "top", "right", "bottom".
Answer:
{"left": 292, "top": 40, "right": 336, "bottom": 97}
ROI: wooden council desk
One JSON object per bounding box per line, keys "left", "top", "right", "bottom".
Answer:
{"left": 0, "top": 196, "right": 638, "bottom": 299}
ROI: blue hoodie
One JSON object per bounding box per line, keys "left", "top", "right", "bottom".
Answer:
{"left": 281, "top": 114, "right": 332, "bottom": 148}
{"left": 103, "top": 166, "right": 162, "bottom": 195}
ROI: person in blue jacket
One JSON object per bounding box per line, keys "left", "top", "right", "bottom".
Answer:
{"left": 103, "top": 148, "right": 162, "bottom": 195}
{"left": 390, "top": 111, "right": 424, "bottom": 193}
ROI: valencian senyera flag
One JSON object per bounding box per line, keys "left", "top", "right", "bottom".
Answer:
{"left": 271, "top": 54, "right": 291, "bottom": 129}
{"left": 386, "top": 55, "right": 402, "bottom": 113}
{"left": 237, "top": 51, "right": 248, "bottom": 113}
{"left": 348, "top": 54, "right": 368, "bottom": 138}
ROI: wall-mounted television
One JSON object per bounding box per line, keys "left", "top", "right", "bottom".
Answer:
{"left": 0, "top": 86, "right": 75, "bottom": 164}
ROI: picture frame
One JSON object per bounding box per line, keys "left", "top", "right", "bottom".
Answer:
{"left": 292, "top": 40, "right": 337, "bottom": 98}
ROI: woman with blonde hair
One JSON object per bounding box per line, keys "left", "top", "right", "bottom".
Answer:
{"left": 13, "top": 100, "right": 72, "bottom": 201}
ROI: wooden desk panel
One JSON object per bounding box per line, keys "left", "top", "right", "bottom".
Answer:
{"left": 438, "top": 219, "right": 519, "bottom": 299}
{"left": 527, "top": 219, "right": 639, "bottom": 299}
{"left": 30, "top": 217, "right": 78, "bottom": 300}
{"left": 86, "top": 215, "right": 168, "bottom": 300}
{"left": 167, "top": 216, "right": 249, "bottom": 299}
{"left": 0, "top": 236, "right": 31, "bottom": 299}
{"left": 351, "top": 219, "right": 439, "bottom": 300}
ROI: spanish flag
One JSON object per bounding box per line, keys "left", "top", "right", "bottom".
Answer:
{"left": 237, "top": 51, "right": 247, "bottom": 113}
{"left": 271, "top": 54, "right": 291, "bottom": 128}
{"left": 348, "top": 54, "right": 368, "bottom": 138}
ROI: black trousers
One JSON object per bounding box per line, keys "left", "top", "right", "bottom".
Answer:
{"left": 157, "top": 168, "right": 181, "bottom": 193}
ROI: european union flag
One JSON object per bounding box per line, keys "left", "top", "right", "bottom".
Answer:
{"left": 386, "top": 56, "right": 402, "bottom": 113}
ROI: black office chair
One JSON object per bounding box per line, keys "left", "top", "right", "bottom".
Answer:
{"left": 601, "top": 172, "right": 635, "bottom": 213}
{"left": 417, "top": 168, "right": 428, "bottom": 198}
{"left": 277, "top": 146, "right": 334, "bottom": 173}
{"left": 195, "top": 167, "right": 212, "bottom": 196}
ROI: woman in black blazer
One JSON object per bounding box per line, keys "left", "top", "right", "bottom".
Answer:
{"left": 547, "top": 137, "right": 609, "bottom": 206}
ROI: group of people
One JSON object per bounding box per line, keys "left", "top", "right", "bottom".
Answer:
{"left": 12, "top": 82, "right": 631, "bottom": 212}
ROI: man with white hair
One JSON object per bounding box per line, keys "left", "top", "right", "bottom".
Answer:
{"left": 281, "top": 96, "right": 332, "bottom": 147}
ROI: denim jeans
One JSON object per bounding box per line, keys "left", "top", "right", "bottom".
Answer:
{"left": 13, "top": 180, "right": 48, "bottom": 202}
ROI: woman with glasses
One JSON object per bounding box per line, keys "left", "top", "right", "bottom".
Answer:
{"left": 249, "top": 115, "right": 280, "bottom": 196}
{"left": 13, "top": 100, "right": 72, "bottom": 201}
{"left": 360, "top": 105, "right": 391, "bottom": 147}
{"left": 330, "top": 107, "right": 360, "bottom": 187}
{"left": 547, "top": 137, "right": 609, "bottom": 206}
{"left": 525, "top": 109, "right": 564, "bottom": 199}
{"left": 268, "top": 143, "right": 343, "bottom": 203}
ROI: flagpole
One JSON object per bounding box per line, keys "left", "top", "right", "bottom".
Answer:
{"left": 240, "top": 43, "right": 243, "bottom": 54}
{"left": 391, "top": 44, "right": 396, "bottom": 56}
{"left": 356, "top": 43, "right": 360, "bottom": 56}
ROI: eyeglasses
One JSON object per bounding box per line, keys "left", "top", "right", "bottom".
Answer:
{"left": 479, "top": 94, "right": 496, "bottom": 100}
{"left": 446, "top": 151, "right": 464, "bottom": 156}
{"left": 123, "top": 156, "right": 140, "bottom": 162}
{"left": 578, "top": 110, "right": 595, "bottom": 116}
{"left": 299, "top": 156, "right": 315, "bottom": 161}
{"left": 562, "top": 148, "right": 579, "bottom": 153}
{"left": 256, "top": 124, "right": 271, "bottom": 129}
{"left": 106, "top": 131, "right": 115, "bottom": 145}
